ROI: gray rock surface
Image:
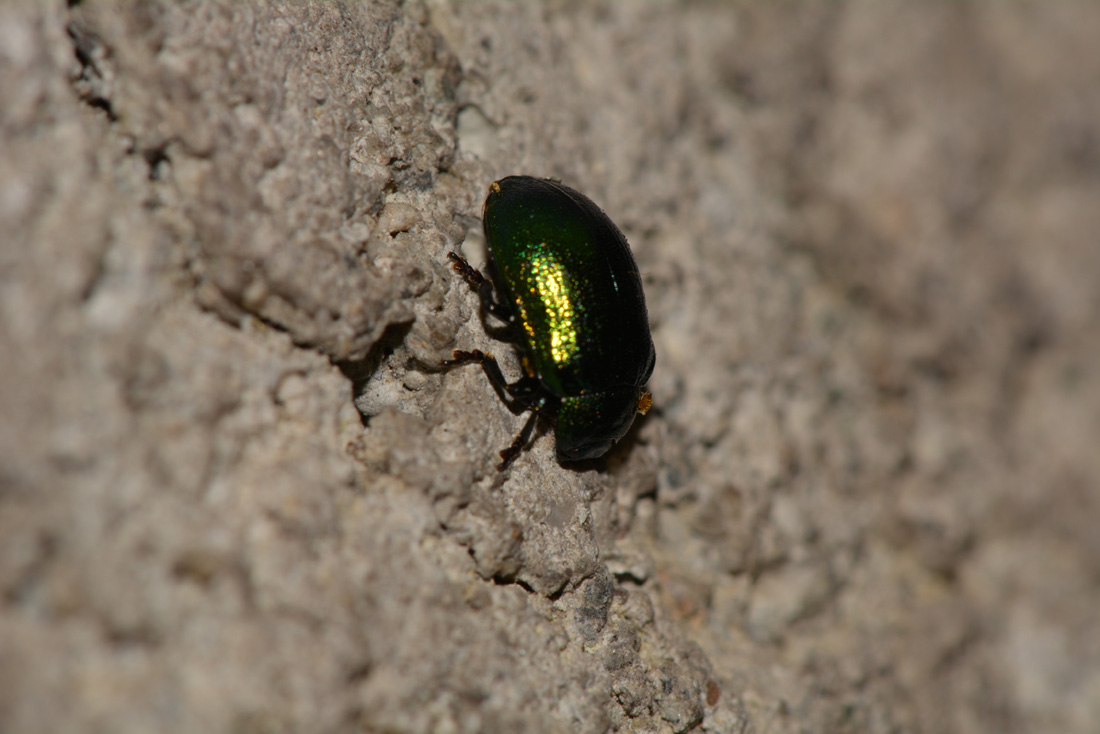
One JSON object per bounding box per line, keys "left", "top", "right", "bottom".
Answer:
{"left": 2, "top": 1, "right": 1097, "bottom": 732}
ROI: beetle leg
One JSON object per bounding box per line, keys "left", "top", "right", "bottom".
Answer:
{"left": 447, "top": 252, "right": 513, "bottom": 323}
{"left": 444, "top": 349, "right": 540, "bottom": 412}
{"left": 444, "top": 349, "right": 546, "bottom": 468}
{"left": 498, "top": 409, "right": 540, "bottom": 470}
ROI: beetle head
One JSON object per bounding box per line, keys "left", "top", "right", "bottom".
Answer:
{"left": 555, "top": 387, "right": 647, "bottom": 461}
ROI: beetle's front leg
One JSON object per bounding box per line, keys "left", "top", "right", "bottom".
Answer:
{"left": 444, "top": 349, "right": 547, "bottom": 468}
{"left": 497, "top": 409, "right": 540, "bottom": 470}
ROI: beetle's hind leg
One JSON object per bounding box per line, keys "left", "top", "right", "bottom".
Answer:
{"left": 447, "top": 252, "right": 513, "bottom": 324}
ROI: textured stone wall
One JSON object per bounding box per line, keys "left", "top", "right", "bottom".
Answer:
{"left": 2, "top": 2, "right": 1097, "bottom": 732}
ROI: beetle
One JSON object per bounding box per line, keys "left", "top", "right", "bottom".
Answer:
{"left": 445, "top": 175, "right": 655, "bottom": 469}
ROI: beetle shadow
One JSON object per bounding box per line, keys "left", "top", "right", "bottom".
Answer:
{"left": 334, "top": 320, "right": 413, "bottom": 428}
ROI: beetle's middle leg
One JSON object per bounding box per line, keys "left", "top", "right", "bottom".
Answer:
{"left": 444, "top": 349, "right": 541, "bottom": 413}
{"left": 444, "top": 349, "right": 549, "bottom": 468}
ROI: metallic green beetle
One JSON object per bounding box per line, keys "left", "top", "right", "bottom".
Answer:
{"left": 446, "top": 176, "right": 655, "bottom": 469}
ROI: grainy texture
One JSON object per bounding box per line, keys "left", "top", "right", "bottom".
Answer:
{"left": 1, "top": 1, "right": 1097, "bottom": 733}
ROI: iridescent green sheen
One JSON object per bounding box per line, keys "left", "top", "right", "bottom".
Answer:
{"left": 452, "top": 176, "right": 655, "bottom": 465}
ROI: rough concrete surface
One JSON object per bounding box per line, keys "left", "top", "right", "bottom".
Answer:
{"left": 1, "top": 1, "right": 1097, "bottom": 732}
